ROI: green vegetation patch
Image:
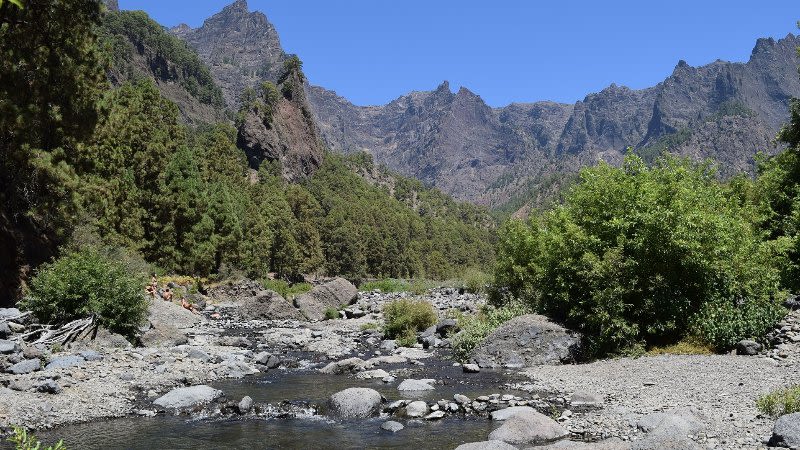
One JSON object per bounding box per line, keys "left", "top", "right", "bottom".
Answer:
{"left": 757, "top": 385, "right": 800, "bottom": 417}
{"left": 383, "top": 298, "right": 437, "bottom": 346}
{"left": 450, "top": 303, "right": 528, "bottom": 362}
{"left": 262, "top": 279, "right": 312, "bottom": 300}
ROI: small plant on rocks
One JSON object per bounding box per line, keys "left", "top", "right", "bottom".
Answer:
{"left": 324, "top": 307, "right": 340, "bottom": 320}
{"left": 8, "top": 426, "right": 65, "bottom": 450}
{"left": 451, "top": 302, "right": 528, "bottom": 362}
{"left": 383, "top": 298, "right": 437, "bottom": 345}
{"left": 757, "top": 385, "right": 800, "bottom": 417}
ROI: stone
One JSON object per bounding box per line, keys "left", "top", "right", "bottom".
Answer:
{"left": 37, "top": 380, "right": 62, "bottom": 394}
{"left": 7, "top": 322, "right": 24, "bottom": 333}
{"left": 0, "top": 321, "right": 10, "bottom": 338}
{"left": 45, "top": 355, "right": 85, "bottom": 370}
{"left": 239, "top": 290, "right": 304, "bottom": 321}
{"left": 631, "top": 434, "right": 700, "bottom": 450}
{"left": 735, "top": 339, "right": 762, "bottom": 356}
{"left": 7, "top": 358, "right": 40, "bottom": 374}
{"left": 397, "top": 379, "right": 435, "bottom": 391}
{"left": 404, "top": 400, "right": 429, "bottom": 418}
{"left": 425, "top": 410, "right": 446, "bottom": 420}
{"left": 454, "top": 394, "right": 471, "bottom": 404}
{"left": 380, "top": 340, "right": 397, "bottom": 352}
{"left": 355, "top": 369, "right": 390, "bottom": 380}
{"left": 636, "top": 407, "right": 705, "bottom": 435}
{"left": 454, "top": 441, "right": 518, "bottom": 450}
{"left": 294, "top": 278, "right": 358, "bottom": 321}
{"left": 140, "top": 323, "right": 188, "bottom": 347}
{"left": 187, "top": 348, "right": 211, "bottom": 362}
{"left": 319, "top": 357, "right": 365, "bottom": 374}
{"left": 0, "top": 339, "right": 16, "bottom": 354}
{"left": 490, "top": 406, "right": 537, "bottom": 421}
{"left": 488, "top": 409, "right": 569, "bottom": 445}
{"left": 463, "top": 363, "right": 481, "bottom": 373}
{"left": 238, "top": 395, "right": 253, "bottom": 414}
{"left": 769, "top": 412, "right": 800, "bottom": 448}
{"left": 78, "top": 350, "right": 103, "bottom": 361}
{"left": 538, "top": 439, "right": 630, "bottom": 449}
{"left": 436, "top": 318, "right": 458, "bottom": 336}
{"left": 0, "top": 308, "right": 21, "bottom": 320}
{"left": 219, "top": 336, "right": 252, "bottom": 348}
{"left": 381, "top": 421, "right": 404, "bottom": 433}
{"left": 153, "top": 385, "right": 223, "bottom": 410}
{"left": 9, "top": 380, "right": 32, "bottom": 392}
{"left": 570, "top": 391, "right": 603, "bottom": 408}
{"left": 328, "top": 387, "right": 382, "bottom": 418}
{"left": 147, "top": 298, "right": 202, "bottom": 329}
{"left": 470, "top": 314, "right": 581, "bottom": 368}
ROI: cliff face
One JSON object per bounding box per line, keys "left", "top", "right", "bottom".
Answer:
{"left": 236, "top": 70, "right": 325, "bottom": 182}
{"left": 308, "top": 35, "right": 800, "bottom": 208}
{"left": 171, "top": 0, "right": 287, "bottom": 111}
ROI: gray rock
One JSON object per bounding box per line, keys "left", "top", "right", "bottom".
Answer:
{"left": 770, "top": 412, "right": 800, "bottom": 448}
{"left": 219, "top": 336, "right": 252, "bottom": 348}
{"left": 7, "top": 322, "right": 24, "bottom": 333}
{"left": 570, "top": 391, "right": 603, "bottom": 408}
{"left": 295, "top": 278, "right": 358, "bottom": 321}
{"left": 328, "top": 387, "right": 382, "bottom": 418}
{"left": 381, "top": 421, "right": 404, "bottom": 433}
{"left": 45, "top": 355, "right": 85, "bottom": 370}
{"left": 187, "top": 348, "right": 211, "bottom": 362}
{"left": 70, "top": 326, "right": 132, "bottom": 351}
{"left": 538, "top": 439, "right": 630, "bottom": 449}
{"left": 454, "top": 394, "right": 471, "bottom": 404}
{"left": 139, "top": 323, "right": 188, "bottom": 347}
{"left": 462, "top": 363, "right": 481, "bottom": 373}
{"left": 78, "top": 350, "right": 103, "bottom": 361}
{"left": 7, "top": 358, "right": 40, "bottom": 374}
{"left": 488, "top": 409, "right": 569, "bottom": 445}
{"left": 420, "top": 325, "right": 437, "bottom": 338}
{"left": 37, "top": 380, "right": 61, "bottom": 394}
{"left": 153, "top": 385, "right": 222, "bottom": 410}
{"left": 636, "top": 408, "right": 705, "bottom": 435}
{"left": 380, "top": 340, "right": 397, "bottom": 352}
{"left": 239, "top": 290, "right": 304, "bottom": 321}
{"left": 630, "top": 434, "right": 699, "bottom": 450}
{"left": 238, "top": 395, "right": 253, "bottom": 414}
{"left": 490, "top": 406, "right": 537, "bottom": 421}
{"left": 9, "top": 379, "right": 32, "bottom": 392}
{"left": 735, "top": 339, "right": 762, "bottom": 356}
{"left": 0, "top": 321, "right": 10, "bottom": 338}
{"left": 355, "top": 369, "right": 390, "bottom": 379}
{"left": 119, "top": 372, "right": 135, "bottom": 381}
{"left": 0, "top": 308, "right": 21, "bottom": 320}
{"left": 470, "top": 314, "right": 581, "bottom": 368}
{"left": 404, "top": 400, "right": 429, "bottom": 418}
{"left": 319, "top": 357, "right": 365, "bottom": 374}
{"left": 397, "top": 379, "right": 435, "bottom": 391}
{"left": 425, "top": 410, "right": 446, "bottom": 420}
{"left": 0, "top": 339, "right": 16, "bottom": 354}
{"left": 436, "top": 318, "right": 458, "bottom": 336}
{"left": 454, "top": 440, "right": 519, "bottom": 450}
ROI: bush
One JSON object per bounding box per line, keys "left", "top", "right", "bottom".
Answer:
{"left": 324, "top": 307, "right": 339, "bottom": 320}
{"left": 8, "top": 426, "right": 65, "bottom": 450}
{"left": 383, "top": 298, "right": 437, "bottom": 343}
{"left": 451, "top": 303, "right": 527, "bottom": 362}
{"left": 757, "top": 385, "right": 800, "bottom": 417}
{"left": 262, "top": 279, "right": 312, "bottom": 300}
{"left": 21, "top": 248, "right": 147, "bottom": 339}
{"left": 493, "top": 154, "right": 784, "bottom": 356}
{"left": 459, "top": 268, "right": 492, "bottom": 294}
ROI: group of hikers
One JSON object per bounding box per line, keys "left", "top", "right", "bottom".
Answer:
{"left": 145, "top": 276, "right": 199, "bottom": 314}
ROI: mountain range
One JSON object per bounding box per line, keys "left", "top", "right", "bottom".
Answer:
{"left": 168, "top": 0, "right": 800, "bottom": 212}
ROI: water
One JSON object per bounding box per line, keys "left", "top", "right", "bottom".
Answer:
{"left": 33, "top": 357, "right": 530, "bottom": 449}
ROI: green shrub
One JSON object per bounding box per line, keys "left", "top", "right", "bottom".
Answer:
{"left": 692, "top": 297, "right": 785, "bottom": 350}
{"left": 757, "top": 385, "right": 800, "bottom": 417}
{"left": 262, "top": 279, "right": 312, "bottom": 300}
{"left": 493, "top": 154, "right": 784, "bottom": 356}
{"left": 21, "top": 248, "right": 147, "bottom": 339}
{"left": 324, "top": 307, "right": 339, "bottom": 320}
{"left": 8, "top": 426, "right": 66, "bottom": 450}
{"left": 360, "top": 279, "right": 409, "bottom": 293}
{"left": 396, "top": 328, "right": 418, "bottom": 347}
{"left": 459, "top": 268, "right": 492, "bottom": 294}
{"left": 451, "top": 303, "right": 527, "bottom": 362}
{"left": 383, "top": 298, "right": 437, "bottom": 344}
{"left": 359, "top": 322, "right": 379, "bottom": 331}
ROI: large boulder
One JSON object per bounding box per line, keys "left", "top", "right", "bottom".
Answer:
{"left": 294, "top": 278, "right": 358, "bottom": 321}
{"left": 45, "top": 355, "right": 85, "bottom": 370}
{"left": 490, "top": 406, "right": 537, "bottom": 421}
{"left": 636, "top": 407, "right": 705, "bottom": 435}
{"left": 769, "top": 412, "right": 800, "bottom": 448}
{"left": 140, "top": 299, "right": 201, "bottom": 347}
{"left": 488, "top": 409, "right": 569, "bottom": 445}
{"left": 68, "top": 326, "right": 131, "bottom": 350}
{"left": 153, "top": 385, "right": 222, "bottom": 410}
{"left": 397, "top": 379, "right": 435, "bottom": 391}
{"left": 6, "top": 358, "right": 41, "bottom": 375}
{"left": 328, "top": 387, "right": 382, "bottom": 418}
{"left": 238, "top": 290, "right": 304, "bottom": 321}
{"left": 470, "top": 314, "right": 581, "bottom": 368}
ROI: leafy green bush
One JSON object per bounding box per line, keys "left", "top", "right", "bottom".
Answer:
{"left": 324, "top": 307, "right": 339, "bottom": 320}
{"left": 8, "top": 426, "right": 65, "bottom": 450}
{"left": 360, "top": 279, "right": 409, "bottom": 293}
{"left": 21, "top": 248, "right": 147, "bottom": 339}
{"left": 757, "top": 385, "right": 800, "bottom": 417}
{"left": 383, "top": 298, "right": 437, "bottom": 344}
{"left": 451, "top": 303, "right": 527, "bottom": 362}
{"left": 493, "top": 154, "right": 784, "bottom": 356}
{"left": 459, "top": 268, "right": 492, "bottom": 294}
{"left": 262, "top": 279, "right": 312, "bottom": 300}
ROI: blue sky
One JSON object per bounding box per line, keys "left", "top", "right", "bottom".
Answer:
{"left": 119, "top": 1, "right": 799, "bottom": 107}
